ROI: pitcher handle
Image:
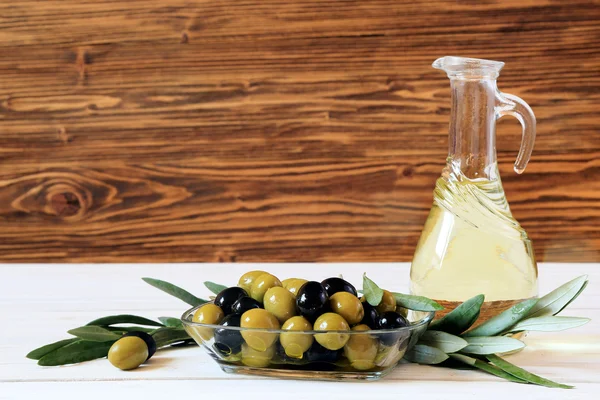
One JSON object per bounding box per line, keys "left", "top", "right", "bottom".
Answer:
{"left": 495, "top": 91, "right": 536, "bottom": 174}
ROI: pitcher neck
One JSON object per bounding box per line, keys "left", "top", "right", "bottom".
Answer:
{"left": 447, "top": 77, "right": 499, "bottom": 181}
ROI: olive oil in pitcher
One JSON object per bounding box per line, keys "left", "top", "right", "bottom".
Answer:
{"left": 410, "top": 57, "right": 538, "bottom": 323}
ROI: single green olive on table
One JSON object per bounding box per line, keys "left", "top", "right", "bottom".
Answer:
{"left": 26, "top": 272, "right": 589, "bottom": 389}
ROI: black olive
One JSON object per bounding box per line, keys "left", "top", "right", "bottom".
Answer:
{"left": 321, "top": 277, "right": 358, "bottom": 297}
{"left": 377, "top": 311, "right": 408, "bottom": 329}
{"left": 360, "top": 301, "right": 380, "bottom": 329}
{"left": 122, "top": 331, "right": 156, "bottom": 360}
{"left": 377, "top": 311, "right": 409, "bottom": 345}
{"left": 213, "top": 314, "right": 243, "bottom": 356}
{"left": 296, "top": 281, "right": 329, "bottom": 322}
{"left": 214, "top": 287, "right": 248, "bottom": 315}
{"left": 305, "top": 341, "right": 342, "bottom": 364}
{"left": 231, "top": 296, "right": 261, "bottom": 315}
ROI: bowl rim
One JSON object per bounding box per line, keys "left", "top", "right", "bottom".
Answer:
{"left": 180, "top": 303, "right": 435, "bottom": 334}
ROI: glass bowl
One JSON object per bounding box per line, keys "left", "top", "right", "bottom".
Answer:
{"left": 181, "top": 305, "right": 434, "bottom": 381}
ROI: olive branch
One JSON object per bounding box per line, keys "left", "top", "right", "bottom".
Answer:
{"left": 27, "top": 274, "right": 589, "bottom": 390}
{"left": 362, "top": 274, "right": 589, "bottom": 389}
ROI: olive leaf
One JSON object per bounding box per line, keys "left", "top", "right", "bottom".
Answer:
{"left": 158, "top": 317, "right": 184, "bottom": 328}
{"left": 86, "top": 314, "right": 163, "bottom": 327}
{"left": 555, "top": 280, "right": 588, "bottom": 315}
{"left": 449, "top": 354, "right": 527, "bottom": 384}
{"left": 170, "top": 339, "right": 197, "bottom": 347}
{"left": 504, "top": 316, "right": 590, "bottom": 333}
{"left": 461, "top": 336, "right": 525, "bottom": 355}
{"left": 392, "top": 292, "right": 444, "bottom": 312}
{"left": 106, "top": 326, "right": 155, "bottom": 334}
{"left": 151, "top": 327, "right": 192, "bottom": 348}
{"left": 487, "top": 354, "right": 574, "bottom": 389}
{"left": 362, "top": 274, "right": 384, "bottom": 306}
{"left": 419, "top": 330, "right": 467, "bottom": 353}
{"left": 204, "top": 281, "right": 227, "bottom": 295}
{"left": 142, "top": 277, "right": 208, "bottom": 307}
{"left": 463, "top": 298, "right": 538, "bottom": 337}
{"left": 26, "top": 338, "right": 79, "bottom": 360}
{"left": 37, "top": 340, "right": 114, "bottom": 366}
{"left": 68, "top": 326, "right": 122, "bottom": 342}
{"left": 429, "top": 294, "right": 485, "bottom": 335}
{"left": 527, "top": 275, "right": 588, "bottom": 318}
{"left": 403, "top": 344, "right": 449, "bottom": 364}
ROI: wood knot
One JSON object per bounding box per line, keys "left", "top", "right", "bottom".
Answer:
{"left": 57, "top": 127, "right": 71, "bottom": 143}
{"left": 9, "top": 178, "right": 91, "bottom": 221}
{"left": 44, "top": 182, "right": 90, "bottom": 220}
{"left": 402, "top": 166, "right": 414, "bottom": 178}
{"left": 180, "top": 32, "right": 189, "bottom": 44}
{"left": 75, "top": 48, "right": 91, "bottom": 86}
{"left": 215, "top": 251, "right": 237, "bottom": 263}
{"left": 50, "top": 192, "right": 81, "bottom": 217}
{"left": 6, "top": 169, "right": 191, "bottom": 225}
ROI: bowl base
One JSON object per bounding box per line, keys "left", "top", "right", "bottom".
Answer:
{"left": 219, "top": 363, "right": 391, "bottom": 381}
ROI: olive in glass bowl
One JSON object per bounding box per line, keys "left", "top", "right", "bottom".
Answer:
{"left": 182, "top": 303, "right": 433, "bottom": 381}
{"left": 295, "top": 281, "right": 329, "bottom": 323}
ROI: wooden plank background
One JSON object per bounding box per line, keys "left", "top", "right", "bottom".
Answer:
{"left": 0, "top": 0, "right": 598, "bottom": 263}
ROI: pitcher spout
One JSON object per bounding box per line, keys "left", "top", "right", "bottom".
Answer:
{"left": 433, "top": 56, "right": 505, "bottom": 79}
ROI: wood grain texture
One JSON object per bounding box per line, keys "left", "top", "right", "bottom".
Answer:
{"left": 0, "top": 0, "right": 598, "bottom": 262}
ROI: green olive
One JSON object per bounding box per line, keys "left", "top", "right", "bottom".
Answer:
{"left": 192, "top": 303, "right": 225, "bottom": 324}
{"left": 108, "top": 336, "right": 148, "bottom": 370}
{"left": 192, "top": 303, "right": 225, "bottom": 341}
{"left": 343, "top": 324, "right": 378, "bottom": 370}
{"left": 280, "top": 316, "right": 313, "bottom": 359}
{"left": 240, "top": 308, "right": 280, "bottom": 351}
{"left": 241, "top": 342, "right": 276, "bottom": 367}
{"left": 238, "top": 270, "right": 268, "bottom": 293}
{"left": 249, "top": 273, "right": 282, "bottom": 302}
{"left": 375, "top": 343, "right": 405, "bottom": 367}
{"left": 281, "top": 278, "right": 295, "bottom": 288}
{"left": 377, "top": 290, "right": 397, "bottom": 314}
{"left": 396, "top": 306, "right": 409, "bottom": 318}
{"left": 329, "top": 291, "right": 364, "bottom": 325}
{"left": 263, "top": 286, "right": 297, "bottom": 323}
{"left": 282, "top": 278, "right": 308, "bottom": 296}
{"left": 313, "top": 312, "right": 350, "bottom": 351}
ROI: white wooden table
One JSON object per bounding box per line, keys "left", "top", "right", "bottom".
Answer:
{"left": 2, "top": 263, "right": 599, "bottom": 400}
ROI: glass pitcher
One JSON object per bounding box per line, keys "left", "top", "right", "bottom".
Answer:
{"left": 409, "top": 56, "right": 538, "bottom": 322}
